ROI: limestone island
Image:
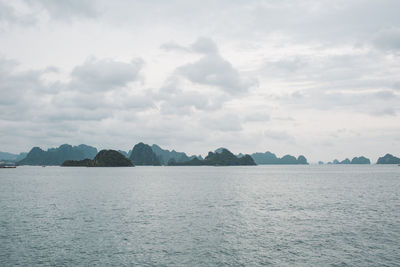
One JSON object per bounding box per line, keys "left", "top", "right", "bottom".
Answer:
{"left": 169, "top": 148, "right": 256, "bottom": 166}
{"left": 376, "top": 154, "right": 400, "bottom": 164}
{"left": 62, "top": 150, "right": 133, "bottom": 167}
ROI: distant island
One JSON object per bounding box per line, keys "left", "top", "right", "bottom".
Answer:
{"left": 0, "top": 151, "right": 27, "bottom": 163}
{"left": 62, "top": 150, "right": 133, "bottom": 167}
{"left": 18, "top": 144, "right": 97, "bottom": 166}
{"left": 351, "top": 156, "right": 371, "bottom": 164}
{"left": 4, "top": 142, "right": 400, "bottom": 167}
{"left": 151, "top": 144, "right": 200, "bottom": 165}
{"left": 328, "top": 156, "right": 371, "bottom": 165}
{"left": 169, "top": 148, "right": 255, "bottom": 166}
{"left": 250, "top": 151, "right": 308, "bottom": 165}
{"left": 376, "top": 154, "right": 400, "bottom": 164}
{"left": 7, "top": 142, "right": 312, "bottom": 166}
{"left": 129, "top": 143, "right": 161, "bottom": 166}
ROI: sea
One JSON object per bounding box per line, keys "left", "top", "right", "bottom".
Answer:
{"left": 1, "top": 165, "right": 399, "bottom": 266}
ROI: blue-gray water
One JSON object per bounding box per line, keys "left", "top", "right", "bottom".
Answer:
{"left": 1, "top": 165, "right": 399, "bottom": 266}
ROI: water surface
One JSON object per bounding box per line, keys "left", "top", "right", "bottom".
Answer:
{"left": 1, "top": 165, "right": 399, "bottom": 266}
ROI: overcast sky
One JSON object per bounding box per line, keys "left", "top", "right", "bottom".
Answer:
{"left": 1, "top": 0, "right": 399, "bottom": 162}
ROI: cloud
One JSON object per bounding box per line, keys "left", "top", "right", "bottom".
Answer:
{"left": 393, "top": 82, "right": 400, "bottom": 91}
{"left": 264, "top": 129, "right": 294, "bottom": 141}
{"left": 268, "top": 57, "right": 308, "bottom": 73}
{"left": 156, "top": 77, "right": 226, "bottom": 115}
{"left": 24, "top": 0, "right": 99, "bottom": 20}
{"left": 201, "top": 114, "right": 242, "bottom": 132}
{"left": 279, "top": 89, "right": 400, "bottom": 116}
{"left": 190, "top": 37, "right": 219, "bottom": 54}
{"left": 159, "top": 91, "right": 218, "bottom": 115}
{"left": 161, "top": 37, "right": 219, "bottom": 54}
{"left": 69, "top": 57, "right": 144, "bottom": 92}
{"left": 0, "top": 0, "right": 98, "bottom": 27}
{"left": 155, "top": 38, "right": 255, "bottom": 116}
{"left": 372, "top": 27, "right": 400, "bottom": 52}
{"left": 173, "top": 38, "right": 256, "bottom": 94}
{"left": 0, "top": 1, "right": 36, "bottom": 26}
{"left": 160, "top": 42, "right": 189, "bottom": 53}
{"left": 260, "top": 46, "right": 400, "bottom": 119}
{"left": 244, "top": 112, "right": 271, "bottom": 122}
{"left": 0, "top": 56, "right": 153, "bottom": 124}
{"left": 0, "top": 58, "right": 52, "bottom": 112}
{"left": 177, "top": 54, "right": 253, "bottom": 94}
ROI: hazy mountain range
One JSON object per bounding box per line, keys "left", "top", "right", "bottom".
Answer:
{"left": 0, "top": 152, "right": 28, "bottom": 162}
{"left": 17, "top": 144, "right": 98, "bottom": 166}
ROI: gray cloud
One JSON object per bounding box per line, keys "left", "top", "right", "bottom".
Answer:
{"left": 190, "top": 37, "right": 218, "bottom": 54}
{"left": 155, "top": 38, "right": 253, "bottom": 115}
{"left": 244, "top": 112, "right": 271, "bottom": 122}
{"left": 279, "top": 89, "right": 400, "bottom": 116}
{"left": 264, "top": 129, "right": 294, "bottom": 142}
{"left": 69, "top": 57, "right": 143, "bottom": 92}
{"left": 24, "top": 0, "right": 98, "bottom": 20}
{"left": 160, "top": 42, "right": 189, "bottom": 53}
{"left": 177, "top": 55, "right": 251, "bottom": 94}
{"left": 161, "top": 37, "right": 219, "bottom": 54}
{"left": 0, "top": 56, "right": 153, "bottom": 126}
{"left": 201, "top": 114, "right": 242, "bottom": 132}
{"left": 372, "top": 27, "right": 400, "bottom": 52}
{"left": 173, "top": 38, "right": 256, "bottom": 94}
{"left": 155, "top": 77, "right": 226, "bottom": 115}
{"left": 0, "top": 58, "right": 54, "bottom": 121}
{"left": 159, "top": 91, "right": 220, "bottom": 115}
{"left": 0, "top": 1, "right": 36, "bottom": 27}
{"left": 393, "top": 82, "right": 400, "bottom": 91}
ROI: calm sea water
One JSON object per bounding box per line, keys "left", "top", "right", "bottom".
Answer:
{"left": 1, "top": 165, "right": 399, "bottom": 266}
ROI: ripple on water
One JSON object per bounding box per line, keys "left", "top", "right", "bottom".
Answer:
{"left": 0, "top": 165, "right": 400, "bottom": 266}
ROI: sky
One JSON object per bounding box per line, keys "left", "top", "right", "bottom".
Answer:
{"left": 0, "top": 0, "right": 399, "bottom": 162}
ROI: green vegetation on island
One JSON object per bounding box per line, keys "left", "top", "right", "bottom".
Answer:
{"left": 62, "top": 150, "right": 133, "bottom": 167}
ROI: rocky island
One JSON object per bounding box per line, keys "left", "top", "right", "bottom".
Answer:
{"left": 129, "top": 142, "right": 161, "bottom": 166}
{"left": 351, "top": 156, "right": 371, "bottom": 164}
{"left": 169, "top": 148, "right": 256, "bottom": 166}
{"left": 376, "top": 154, "right": 400, "bottom": 164}
{"left": 151, "top": 144, "right": 199, "bottom": 165}
{"left": 329, "top": 156, "right": 371, "bottom": 164}
{"left": 18, "top": 144, "right": 97, "bottom": 166}
{"left": 251, "top": 151, "right": 308, "bottom": 165}
{"left": 62, "top": 150, "right": 133, "bottom": 167}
